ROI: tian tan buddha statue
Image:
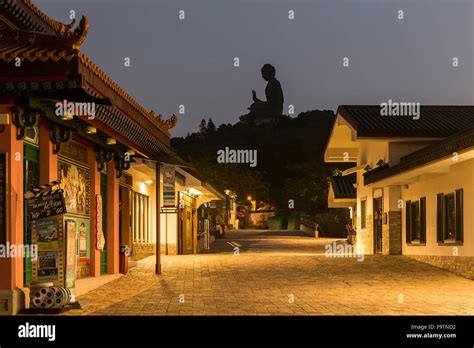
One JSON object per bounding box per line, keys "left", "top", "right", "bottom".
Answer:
{"left": 239, "top": 64, "right": 284, "bottom": 124}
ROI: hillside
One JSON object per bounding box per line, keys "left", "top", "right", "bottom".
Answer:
{"left": 171, "top": 110, "right": 350, "bottom": 213}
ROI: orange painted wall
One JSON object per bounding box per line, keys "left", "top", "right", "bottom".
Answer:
{"left": 0, "top": 107, "right": 24, "bottom": 290}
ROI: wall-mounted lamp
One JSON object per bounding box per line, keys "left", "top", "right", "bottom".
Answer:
{"left": 61, "top": 113, "right": 74, "bottom": 121}
{"left": 106, "top": 138, "right": 116, "bottom": 145}
{"left": 85, "top": 126, "right": 97, "bottom": 134}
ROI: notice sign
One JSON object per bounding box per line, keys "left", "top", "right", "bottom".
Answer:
{"left": 26, "top": 190, "right": 66, "bottom": 220}
{"left": 65, "top": 220, "right": 77, "bottom": 288}
{"left": 162, "top": 164, "right": 176, "bottom": 207}
{"left": 0, "top": 154, "right": 6, "bottom": 245}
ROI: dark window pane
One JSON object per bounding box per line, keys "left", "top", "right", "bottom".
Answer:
{"left": 411, "top": 201, "right": 420, "bottom": 240}
{"left": 444, "top": 195, "right": 455, "bottom": 240}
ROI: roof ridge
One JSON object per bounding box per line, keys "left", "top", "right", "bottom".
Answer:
{"left": 7, "top": 0, "right": 90, "bottom": 49}
{"left": 78, "top": 52, "right": 177, "bottom": 134}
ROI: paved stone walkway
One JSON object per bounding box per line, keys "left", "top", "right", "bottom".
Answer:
{"left": 65, "top": 230, "right": 474, "bottom": 316}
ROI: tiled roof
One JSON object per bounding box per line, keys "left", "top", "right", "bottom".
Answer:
{"left": 364, "top": 127, "right": 474, "bottom": 184}
{"left": 0, "top": 29, "right": 177, "bottom": 135}
{"left": 338, "top": 105, "right": 474, "bottom": 138}
{"left": 330, "top": 174, "right": 356, "bottom": 199}
{"left": 0, "top": 37, "right": 76, "bottom": 63}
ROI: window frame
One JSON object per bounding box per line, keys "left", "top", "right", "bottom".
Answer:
{"left": 406, "top": 197, "right": 426, "bottom": 246}
{"left": 437, "top": 190, "right": 463, "bottom": 245}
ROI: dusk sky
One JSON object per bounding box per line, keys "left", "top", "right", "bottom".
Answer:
{"left": 37, "top": 0, "right": 474, "bottom": 137}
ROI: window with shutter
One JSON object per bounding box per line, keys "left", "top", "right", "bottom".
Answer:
{"left": 420, "top": 197, "right": 426, "bottom": 243}
{"left": 436, "top": 193, "right": 443, "bottom": 242}
{"left": 437, "top": 190, "right": 464, "bottom": 245}
{"left": 455, "top": 189, "right": 463, "bottom": 242}
{"left": 405, "top": 200, "right": 411, "bottom": 244}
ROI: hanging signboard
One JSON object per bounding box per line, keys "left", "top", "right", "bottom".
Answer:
{"left": 26, "top": 190, "right": 66, "bottom": 220}
{"left": 162, "top": 164, "right": 176, "bottom": 207}
{"left": 96, "top": 194, "right": 105, "bottom": 251}
{"left": 65, "top": 220, "right": 77, "bottom": 288}
{"left": 0, "top": 154, "right": 7, "bottom": 245}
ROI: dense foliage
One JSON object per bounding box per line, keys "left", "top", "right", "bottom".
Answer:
{"left": 171, "top": 111, "right": 351, "bottom": 213}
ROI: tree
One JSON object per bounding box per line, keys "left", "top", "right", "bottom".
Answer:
{"left": 207, "top": 118, "right": 216, "bottom": 132}
{"left": 199, "top": 119, "right": 207, "bottom": 134}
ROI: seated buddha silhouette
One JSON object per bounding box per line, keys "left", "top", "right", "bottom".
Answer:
{"left": 239, "top": 64, "right": 284, "bottom": 124}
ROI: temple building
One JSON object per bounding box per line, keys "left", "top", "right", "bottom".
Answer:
{"left": 326, "top": 105, "right": 474, "bottom": 279}
{"left": 0, "top": 0, "right": 225, "bottom": 314}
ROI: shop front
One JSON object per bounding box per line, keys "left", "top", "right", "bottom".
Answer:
{"left": 0, "top": 1, "right": 179, "bottom": 314}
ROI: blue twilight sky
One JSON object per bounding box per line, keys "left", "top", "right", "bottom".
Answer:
{"left": 37, "top": 0, "right": 474, "bottom": 137}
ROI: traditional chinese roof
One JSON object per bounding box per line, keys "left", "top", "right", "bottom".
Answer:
{"left": 337, "top": 105, "right": 474, "bottom": 138}
{"left": 329, "top": 174, "right": 356, "bottom": 199}
{"left": 0, "top": 0, "right": 178, "bottom": 156}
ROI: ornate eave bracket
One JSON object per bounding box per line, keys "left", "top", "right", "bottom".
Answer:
{"left": 95, "top": 149, "right": 113, "bottom": 172}
{"left": 49, "top": 125, "right": 72, "bottom": 155}
{"left": 12, "top": 106, "right": 40, "bottom": 140}
{"left": 114, "top": 153, "right": 132, "bottom": 179}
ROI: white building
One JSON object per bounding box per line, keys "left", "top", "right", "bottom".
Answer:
{"left": 325, "top": 105, "right": 474, "bottom": 279}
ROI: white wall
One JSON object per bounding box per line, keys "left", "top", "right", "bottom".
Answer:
{"left": 402, "top": 159, "right": 474, "bottom": 256}
{"left": 160, "top": 212, "right": 178, "bottom": 245}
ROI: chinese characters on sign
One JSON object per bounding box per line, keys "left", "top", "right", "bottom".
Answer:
{"left": 162, "top": 164, "right": 176, "bottom": 207}
{"left": 65, "top": 220, "right": 77, "bottom": 288}
{"left": 96, "top": 194, "right": 105, "bottom": 251}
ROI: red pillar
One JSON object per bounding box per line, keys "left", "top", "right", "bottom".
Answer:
{"left": 0, "top": 106, "right": 25, "bottom": 314}
{"left": 38, "top": 121, "right": 57, "bottom": 184}
{"left": 88, "top": 148, "right": 101, "bottom": 277}
{"left": 106, "top": 161, "right": 119, "bottom": 274}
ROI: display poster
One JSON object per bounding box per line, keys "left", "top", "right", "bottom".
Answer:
{"left": 31, "top": 216, "right": 64, "bottom": 286}
{"left": 37, "top": 251, "right": 59, "bottom": 280}
{"left": 35, "top": 219, "right": 59, "bottom": 250}
{"left": 58, "top": 161, "right": 90, "bottom": 215}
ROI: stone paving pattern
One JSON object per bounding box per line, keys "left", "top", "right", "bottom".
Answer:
{"left": 63, "top": 230, "right": 474, "bottom": 316}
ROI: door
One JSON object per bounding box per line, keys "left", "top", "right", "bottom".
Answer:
{"left": 24, "top": 144, "right": 39, "bottom": 284}
{"left": 373, "top": 197, "right": 383, "bottom": 254}
{"left": 185, "top": 209, "right": 193, "bottom": 253}
{"left": 100, "top": 172, "right": 108, "bottom": 274}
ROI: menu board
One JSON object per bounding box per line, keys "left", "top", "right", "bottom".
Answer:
{"left": 26, "top": 191, "right": 66, "bottom": 220}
